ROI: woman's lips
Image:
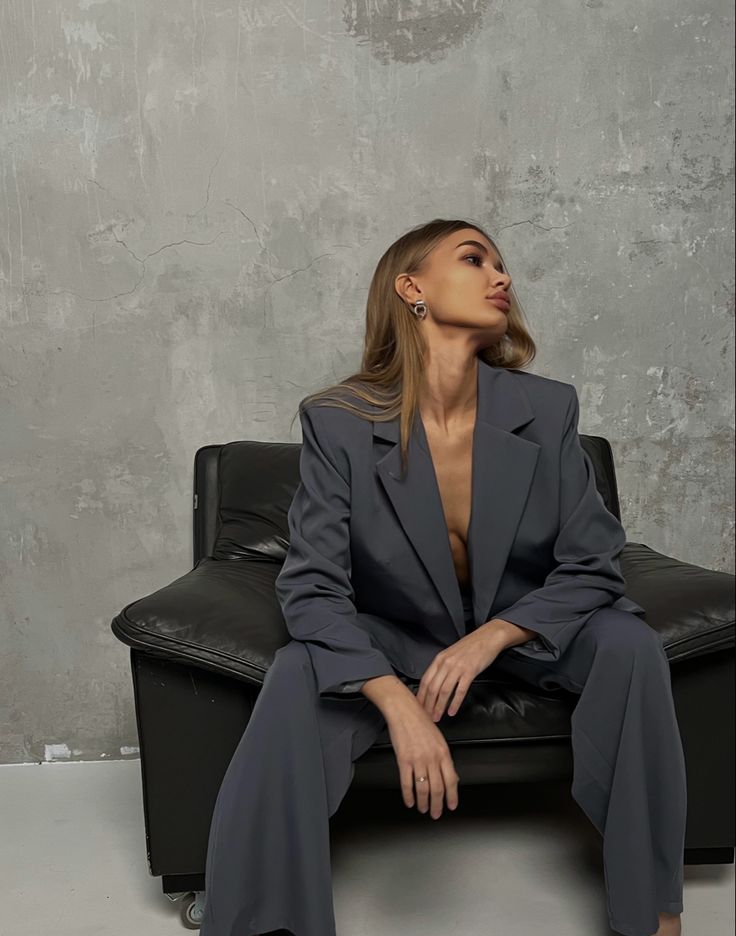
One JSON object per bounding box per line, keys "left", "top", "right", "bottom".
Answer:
{"left": 487, "top": 296, "right": 510, "bottom": 311}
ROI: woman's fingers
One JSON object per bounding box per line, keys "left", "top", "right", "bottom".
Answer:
{"left": 399, "top": 760, "right": 415, "bottom": 808}
{"left": 427, "top": 761, "right": 445, "bottom": 818}
{"left": 420, "top": 670, "right": 451, "bottom": 719}
{"left": 441, "top": 759, "right": 460, "bottom": 810}
{"left": 416, "top": 659, "right": 445, "bottom": 710}
{"left": 447, "top": 677, "right": 471, "bottom": 717}
{"left": 413, "top": 758, "right": 460, "bottom": 818}
{"left": 414, "top": 765, "right": 431, "bottom": 814}
{"left": 431, "top": 675, "right": 459, "bottom": 721}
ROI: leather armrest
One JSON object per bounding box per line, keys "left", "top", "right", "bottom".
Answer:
{"left": 621, "top": 542, "right": 735, "bottom": 662}
{"left": 110, "top": 557, "right": 287, "bottom": 686}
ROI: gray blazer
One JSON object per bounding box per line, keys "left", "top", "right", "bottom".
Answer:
{"left": 275, "top": 358, "right": 646, "bottom": 700}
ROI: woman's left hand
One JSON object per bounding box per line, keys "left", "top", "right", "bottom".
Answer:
{"left": 416, "top": 626, "right": 507, "bottom": 721}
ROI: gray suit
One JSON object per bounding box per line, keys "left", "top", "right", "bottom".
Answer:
{"left": 200, "top": 360, "right": 686, "bottom": 936}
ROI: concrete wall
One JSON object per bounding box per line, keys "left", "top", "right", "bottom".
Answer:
{"left": 1, "top": 0, "right": 733, "bottom": 764}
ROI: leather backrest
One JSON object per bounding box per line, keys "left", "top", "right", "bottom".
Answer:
{"left": 192, "top": 435, "right": 621, "bottom": 565}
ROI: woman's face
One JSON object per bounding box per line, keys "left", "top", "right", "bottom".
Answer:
{"left": 396, "top": 228, "right": 513, "bottom": 346}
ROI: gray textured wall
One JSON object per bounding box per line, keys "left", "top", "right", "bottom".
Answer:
{"left": 1, "top": 1, "right": 733, "bottom": 764}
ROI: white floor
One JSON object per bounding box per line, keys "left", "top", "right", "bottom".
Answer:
{"left": 1, "top": 760, "right": 733, "bottom": 936}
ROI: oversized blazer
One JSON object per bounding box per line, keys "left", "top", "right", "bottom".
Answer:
{"left": 274, "top": 357, "right": 646, "bottom": 701}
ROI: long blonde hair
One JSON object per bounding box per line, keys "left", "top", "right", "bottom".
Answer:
{"left": 293, "top": 217, "right": 536, "bottom": 478}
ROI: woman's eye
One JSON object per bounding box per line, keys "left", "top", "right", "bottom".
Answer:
{"left": 464, "top": 253, "right": 506, "bottom": 274}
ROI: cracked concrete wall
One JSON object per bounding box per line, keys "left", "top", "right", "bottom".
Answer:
{"left": 1, "top": 0, "right": 733, "bottom": 764}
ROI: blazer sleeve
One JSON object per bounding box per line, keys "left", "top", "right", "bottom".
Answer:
{"left": 493, "top": 384, "right": 643, "bottom": 663}
{"left": 274, "top": 404, "right": 397, "bottom": 699}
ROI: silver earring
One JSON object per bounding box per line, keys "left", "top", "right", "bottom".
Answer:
{"left": 411, "top": 300, "right": 427, "bottom": 320}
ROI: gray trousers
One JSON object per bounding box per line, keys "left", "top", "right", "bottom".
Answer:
{"left": 199, "top": 596, "right": 687, "bottom": 936}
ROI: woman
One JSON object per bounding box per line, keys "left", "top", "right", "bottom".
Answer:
{"left": 200, "top": 218, "right": 686, "bottom": 936}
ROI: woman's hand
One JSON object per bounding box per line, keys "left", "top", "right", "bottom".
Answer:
{"left": 416, "top": 625, "right": 506, "bottom": 722}
{"left": 385, "top": 694, "right": 460, "bottom": 819}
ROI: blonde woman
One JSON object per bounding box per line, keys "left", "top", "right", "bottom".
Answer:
{"left": 200, "top": 218, "right": 686, "bottom": 936}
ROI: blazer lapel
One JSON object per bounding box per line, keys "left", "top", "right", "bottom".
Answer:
{"left": 373, "top": 360, "right": 540, "bottom": 639}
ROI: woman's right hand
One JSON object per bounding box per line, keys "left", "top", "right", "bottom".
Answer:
{"left": 385, "top": 694, "right": 460, "bottom": 819}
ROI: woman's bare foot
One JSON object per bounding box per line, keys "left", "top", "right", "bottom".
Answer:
{"left": 653, "top": 911, "right": 681, "bottom": 935}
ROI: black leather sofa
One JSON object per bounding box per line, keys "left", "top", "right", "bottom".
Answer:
{"left": 110, "top": 434, "right": 735, "bottom": 928}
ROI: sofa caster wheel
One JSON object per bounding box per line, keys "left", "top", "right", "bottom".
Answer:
{"left": 179, "top": 891, "right": 206, "bottom": 929}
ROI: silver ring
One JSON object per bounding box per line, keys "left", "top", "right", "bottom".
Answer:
{"left": 416, "top": 776, "right": 427, "bottom": 783}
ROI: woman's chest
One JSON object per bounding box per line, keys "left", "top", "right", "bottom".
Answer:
{"left": 422, "top": 422, "right": 474, "bottom": 587}
{"left": 347, "top": 420, "right": 558, "bottom": 623}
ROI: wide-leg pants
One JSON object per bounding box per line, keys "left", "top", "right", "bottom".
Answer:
{"left": 199, "top": 596, "right": 687, "bottom": 936}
